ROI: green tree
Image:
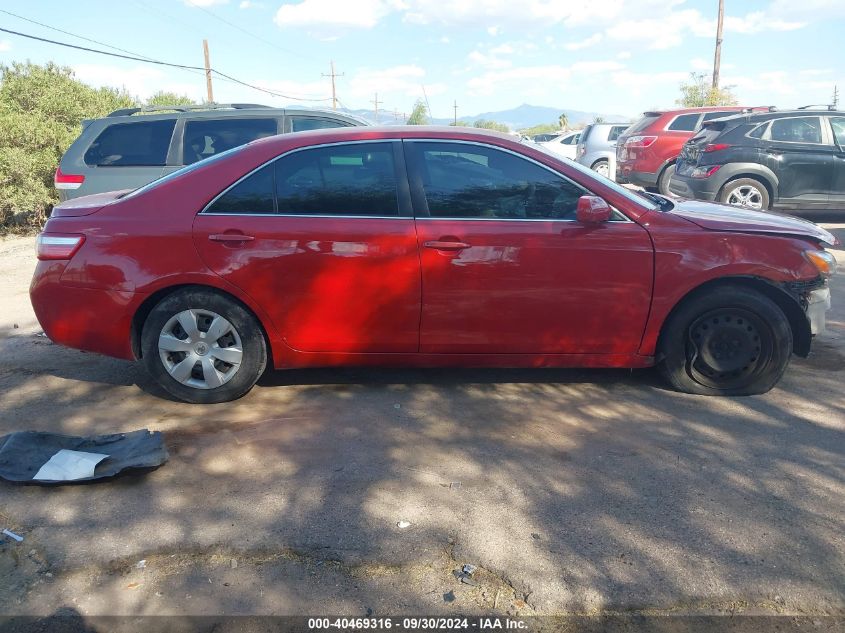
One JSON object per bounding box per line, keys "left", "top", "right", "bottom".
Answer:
{"left": 593, "top": 115, "right": 606, "bottom": 124}
{"left": 406, "top": 99, "right": 428, "bottom": 125}
{"left": 473, "top": 118, "right": 510, "bottom": 133}
{"left": 145, "top": 91, "right": 196, "bottom": 107}
{"left": 0, "top": 62, "right": 137, "bottom": 230}
{"left": 676, "top": 71, "right": 738, "bottom": 107}
{"left": 449, "top": 119, "right": 469, "bottom": 126}
{"left": 558, "top": 113, "right": 569, "bottom": 130}
{"left": 521, "top": 123, "right": 560, "bottom": 137}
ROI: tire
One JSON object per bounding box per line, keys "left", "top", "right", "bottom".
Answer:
{"left": 591, "top": 159, "right": 610, "bottom": 178}
{"left": 657, "top": 163, "right": 675, "bottom": 195}
{"left": 141, "top": 288, "right": 267, "bottom": 404}
{"left": 719, "top": 178, "right": 770, "bottom": 210}
{"left": 657, "top": 286, "right": 792, "bottom": 396}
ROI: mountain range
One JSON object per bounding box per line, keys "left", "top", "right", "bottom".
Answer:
{"left": 336, "top": 103, "right": 633, "bottom": 130}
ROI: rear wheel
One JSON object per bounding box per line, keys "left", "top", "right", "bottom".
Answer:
{"left": 141, "top": 288, "right": 267, "bottom": 404}
{"left": 592, "top": 159, "right": 610, "bottom": 178}
{"left": 658, "top": 286, "right": 792, "bottom": 396}
{"left": 719, "top": 178, "right": 770, "bottom": 210}
{"left": 657, "top": 163, "right": 675, "bottom": 195}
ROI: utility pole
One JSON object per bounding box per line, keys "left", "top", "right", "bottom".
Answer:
{"left": 712, "top": 0, "right": 725, "bottom": 90}
{"left": 371, "top": 92, "right": 383, "bottom": 123}
{"left": 322, "top": 61, "right": 344, "bottom": 111}
{"left": 203, "top": 39, "right": 214, "bottom": 104}
{"left": 453, "top": 100, "right": 458, "bottom": 125}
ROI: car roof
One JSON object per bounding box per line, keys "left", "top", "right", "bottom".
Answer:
{"left": 703, "top": 108, "right": 845, "bottom": 125}
{"left": 642, "top": 106, "right": 758, "bottom": 117}
{"left": 84, "top": 106, "right": 368, "bottom": 126}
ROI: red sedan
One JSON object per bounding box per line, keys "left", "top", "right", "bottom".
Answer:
{"left": 31, "top": 127, "right": 837, "bottom": 403}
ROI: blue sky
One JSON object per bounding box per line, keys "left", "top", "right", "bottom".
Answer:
{"left": 1, "top": 0, "right": 843, "bottom": 121}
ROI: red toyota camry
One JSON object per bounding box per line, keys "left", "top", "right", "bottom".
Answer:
{"left": 31, "top": 127, "right": 837, "bottom": 403}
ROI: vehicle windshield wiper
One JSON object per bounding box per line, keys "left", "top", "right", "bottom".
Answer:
{"left": 637, "top": 190, "right": 674, "bottom": 211}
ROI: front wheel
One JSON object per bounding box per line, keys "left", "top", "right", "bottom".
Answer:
{"left": 658, "top": 286, "right": 792, "bottom": 396}
{"left": 141, "top": 288, "right": 267, "bottom": 404}
{"left": 719, "top": 178, "right": 770, "bottom": 210}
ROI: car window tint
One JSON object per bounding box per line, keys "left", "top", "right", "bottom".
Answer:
{"left": 667, "top": 113, "right": 701, "bottom": 131}
{"left": 608, "top": 126, "right": 627, "bottom": 141}
{"left": 702, "top": 111, "right": 737, "bottom": 122}
{"left": 275, "top": 143, "right": 398, "bottom": 216}
{"left": 290, "top": 117, "right": 352, "bottom": 132}
{"left": 829, "top": 117, "right": 845, "bottom": 145}
{"left": 748, "top": 123, "right": 768, "bottom": 139}
{"left": 411, "top": 142, "right": 589, "bottom": 220}
{"left": 84, "top": 120, "right": 176, "bottom": 167}
{"left": 625, "top": 114, "right": 660, "bottom": 134}
{"left": 561, "top": 134, "right": 579, "bottom": 145}
{"left": 183, "top": 118, "right": 277, "bottom": 165}
{"left": 206, "top": 163, "right": 275, "bottom": 214}
{"left": 770, "top": 117, "right": 823, "bottom": 144}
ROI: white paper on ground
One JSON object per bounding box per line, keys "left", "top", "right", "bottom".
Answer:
{"left": 33, "top": 449, "right": 110, "bottom": 481}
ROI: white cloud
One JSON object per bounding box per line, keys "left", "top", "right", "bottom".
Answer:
{"left": 239, "top": 0, "right": 264, "bottom": 8}
{"left": 0, "top": 40, "right": 11, "bottom": 52}
{"left": 486, "top": 26, "right": 500, "bottom": 36}
{"left": 275, "top": 0, "right": 399, "bottom": 29}
{"left": 616, "top": 51, "right": 631, "bottom": 60}
{"left": 467, "top": 49, "right": 512, "bottom": 70}
{"left": 72, "top": 63, "right": 205, "bottom": 102}
{"left": 565, "top": 33, "right": 603, "bottom": 51}
{"left": 345, "top": 65, "right": 446, "bottom": 103}
{"left": 724, "top": 12, "right": 804, "bottom": 34}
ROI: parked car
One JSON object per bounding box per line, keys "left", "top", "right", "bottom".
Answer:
{"left": 532, "top": 132, "right": 562, "bottom": 142}
{"left": 55, "top": 104, "right": 368, "bottom": 200}
{"left": 575, "top": 123, "right": 630, "bottom": 177}
{"left": 670, "top": 107, "right": 845, "bottom": 210}
{"left": 616, "top": 106, "right": 769, "bottom": 194}
{"left": 32, "top": 126, "right": 836, "bottom": 403}
{"left": 537, "top": 130, "right": 581, "bottom": 160}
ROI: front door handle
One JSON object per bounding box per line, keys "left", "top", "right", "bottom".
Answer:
{"left": 424, "top": 240, "right": 471, "bottom": 251}
{"left": 209, "top": 233, "right": 255, "bottom": 243}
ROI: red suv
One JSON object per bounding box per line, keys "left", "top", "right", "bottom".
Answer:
{"left": 617, "top": 106, "right": 767, "bottom": 194}
{"left": 31, "top": 127, "right": 836, "bottom": 403}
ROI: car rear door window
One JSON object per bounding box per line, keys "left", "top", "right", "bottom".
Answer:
{"left": 289, "top": 116, "right": 353, "bottom": 132}
{"left": 205, "top": 163, "right": 275, "bottom": 214}
{"left": 410, "top": 142, "right": 588, "bottom": 220}
{"left": 770, "top": 117, "right": 823, "bottom": 144}
{"left": 608, "top": 126, "right": 628, "bottom": 141}
{"left": 183, "top": 118, "right": 278, "bottom": 165}
{"left": 84, "top": 120, "right": 176, "bottom": 167}
{"left": 275, "top": 142, "right": 398, "bottom": 216}
{"left": 667, "top": 113, "right": 702, "bottom": 131}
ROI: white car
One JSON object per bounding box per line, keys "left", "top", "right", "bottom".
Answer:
{"left": 537, "top": 130, "right": 581, "bottom": 160}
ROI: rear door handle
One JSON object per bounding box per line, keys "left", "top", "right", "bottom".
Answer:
{"left": 424, "top": 240, "right": 471, "bottom": 251}
{"left": 209, "top": 233, "right": 255, "bottom": 242}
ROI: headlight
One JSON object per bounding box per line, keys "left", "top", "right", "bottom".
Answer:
{"left": 804, "top": 249, "right": 837, "bottom": 277}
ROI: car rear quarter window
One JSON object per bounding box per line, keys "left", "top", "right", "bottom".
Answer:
{"left": 275, "top": 142, "right": 398, "bottom": 216}
{"left": 289, "top": 116, "right": 353, "bottom": 132}
{"left": 769, "top": 117, "right": 823, "bottom": 144}
{"left": 667, "top": 113, "right": 702, "bottom": 132}
{"left": 624, "top": 114, "right": 661, "bottom": 135}
{"left": 608, "top": 126, "right": 628, "bottom": 141}
{"left": 409, "top": 142, "right": 588, "bottom": 220}
{"left": 206, "top": 163, "right": 275, "bottom": 214}
{"left": 83, "top": 119, "right": 176, "bottom": 167}
{"left": 183, "top": 118, "right": 278, "bottom": 165}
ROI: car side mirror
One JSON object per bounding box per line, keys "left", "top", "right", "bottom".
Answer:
{"left": 576, "top": 195, "right": 612, "bottom": 224}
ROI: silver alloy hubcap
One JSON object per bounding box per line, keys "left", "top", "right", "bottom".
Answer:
{"left": 594, "top": 162, "right": 609, "bottom": 177}
{"left": 727, "top": 185, "right": 764, "bottom": 209}
{"left": 158, "top": 309, "right": 243, "bottom": 390}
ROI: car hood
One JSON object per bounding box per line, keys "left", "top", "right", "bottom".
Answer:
{"left": 668, "top": 199, "right": 838, "bottom": 247}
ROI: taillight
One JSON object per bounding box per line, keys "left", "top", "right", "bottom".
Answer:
{"left": 625, "top": 135, "right": 657, "bottom": 148}
{"left": 36, "top": 233, "right": 85, "bottom": 260}
{"left": 54, "top": 167, "right": 85, "bottom": 190}
{"left": 704, "top": 143, "right": 732, "bottom": 153}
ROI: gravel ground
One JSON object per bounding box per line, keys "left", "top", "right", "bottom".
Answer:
{"left": 0, "top": 223, "right": 843, "bottom": 622}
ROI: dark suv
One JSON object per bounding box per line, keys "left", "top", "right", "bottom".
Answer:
{"left": 55, "top": 104, "right": 369, "bottom": 200}
{"left": 669, "top": 108, "right": 845, "bottom": 210}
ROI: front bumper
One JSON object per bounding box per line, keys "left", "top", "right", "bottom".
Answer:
{"left": 806, "top": 287, "right": 831, "bottom": 335}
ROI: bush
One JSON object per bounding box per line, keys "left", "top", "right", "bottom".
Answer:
{"left": 0, "top": 62, "right": 137, "bottom": 231}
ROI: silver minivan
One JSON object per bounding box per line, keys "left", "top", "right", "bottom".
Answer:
{"left": 575, "top": 123, "right": 630, "bottom": 178}
{"left": 55, "top": 104, "right": 369, "bottom": 200}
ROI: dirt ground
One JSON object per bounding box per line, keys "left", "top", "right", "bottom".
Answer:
{"left": 0, "top": 224, "right": 843, "bottom": 622}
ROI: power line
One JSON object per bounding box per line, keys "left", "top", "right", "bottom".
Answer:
{"left": 0, "top": 26, "right": 332, "bottom": 103}
{"left": 184, "top": 0, "right": 312, "bottom": 61}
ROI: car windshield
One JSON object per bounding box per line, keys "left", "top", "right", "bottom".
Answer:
{"left": 121, "top": 145, "right": 246, "bottom": 199}
{"left": 531, "top": 144, "right": 659, "bottom": 211}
